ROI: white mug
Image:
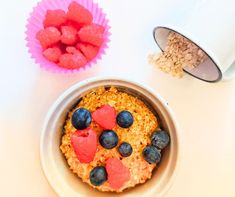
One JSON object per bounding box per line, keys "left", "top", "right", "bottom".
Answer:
{"left": 153, "top": 0, "right": 235, "bottom": 82}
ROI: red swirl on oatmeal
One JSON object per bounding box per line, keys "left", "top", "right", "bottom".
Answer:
{"left": 60, "top": 86, "right": 170, "bottom": 192}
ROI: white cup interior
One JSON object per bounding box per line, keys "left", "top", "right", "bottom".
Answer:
{"left": 153, "top": 27, "right": 222, "bottom": 82}
{"left": 40, "top": 78, "right": 179, "bottom": 197}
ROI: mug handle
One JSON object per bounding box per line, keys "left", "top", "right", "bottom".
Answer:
{"left": 223, "top": 61, "right": 235, "bottom": 80}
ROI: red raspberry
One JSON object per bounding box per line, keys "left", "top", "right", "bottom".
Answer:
{"left": 61, "top": 26, "right": 78, "bottom": 45}
{"left": 65, "top": 20, "right": 82, "bottom": 30}
{"left": 106, "top": 158, "right": 130, "bottom": 189}
{"left": 66, "top": 46, "right": 78, "bottom": 54}
{"left": 43, "top": 9, "right": 67, "bottom": 28}
{"left": 92, "top": 105, "right": 116, "bottom": 130}
{"left": 36, "top": 27, "right": 61, "bottom": 49}
{"left": 58, "top": 51, "right": 87, "bottom": 69}
{"left": 59, "top": 53, "right": 73, "bottom": 68}
{"left": 90, "top": 24, "right": 105, "bottom": 34}
{"left": 78, "top": 24, "right": 104, "bottom": 47}
{"left": 67, "top": 2, "right": 93, "bottom": 25}
{"left": 76, "top": 43, "right": 99, "bottom": 61}
{"left": 70, "top": 128, "right": 97, "bottom": 163}
{"left": 43, "top": 46, "right": 62, "bottom": 62}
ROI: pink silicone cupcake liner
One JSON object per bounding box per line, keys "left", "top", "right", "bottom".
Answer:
{"left": 25, "top": 0, "right": 111, "bottom": 73}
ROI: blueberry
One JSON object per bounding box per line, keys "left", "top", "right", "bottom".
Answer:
{"left": 151, "top": 130, "right": 170, "bottom": 149}
{"left": 71, "top": 108, "right": 92, "bottom": 130}
{"left": 142, "top": 145, "right": 161, "bottom": 164}
{"left": 118, "top": 142, "right": 133, "bottom": 157}
{"left": 90, "top": 166, "right": 107, "bottom": 186}
{"left": 116, "top": 110, "right": 133, "bottom": 128}
{"left": 99, "top": 130, "right": 118, "bottom": 149}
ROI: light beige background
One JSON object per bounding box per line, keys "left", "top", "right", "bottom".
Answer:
{"left": 1, "top": 0, "right": 235, "bottom": 196}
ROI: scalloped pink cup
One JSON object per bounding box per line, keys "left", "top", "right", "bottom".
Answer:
{"left": 25, "top": 0, "right": 110, "bottom": 73}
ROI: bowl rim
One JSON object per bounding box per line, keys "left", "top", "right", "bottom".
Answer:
{"left": 40, "top": 76, "right": 181, "bottom": 197}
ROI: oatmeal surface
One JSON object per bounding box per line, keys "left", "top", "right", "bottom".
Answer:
{"left": 60, "top": 86, "right": 159, "bottom": 192}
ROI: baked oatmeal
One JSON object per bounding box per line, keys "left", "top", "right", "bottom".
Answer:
{"left": 60, "top": 86, "right": 170, "bottom": 192}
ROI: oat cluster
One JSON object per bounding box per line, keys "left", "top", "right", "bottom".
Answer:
{"left": 60, "top": 87, "right": 159, "bottom": 192}
{"left": 149, "top": 32, "right": 207, "bottom": 77}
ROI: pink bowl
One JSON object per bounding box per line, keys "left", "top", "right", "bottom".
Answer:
{"left": 25, "top": 0, "right": 111, "bottom": 73}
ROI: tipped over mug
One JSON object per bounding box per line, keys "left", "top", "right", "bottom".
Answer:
{"left": 154, "top": 0, "right": 235, "bottom": 82}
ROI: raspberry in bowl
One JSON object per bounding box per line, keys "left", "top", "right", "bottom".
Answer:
{"left": 25, "top": 0, "right": 110, "bottom": 73}
{"left": 40, "top": 77, "right": 180, "bottom": 196}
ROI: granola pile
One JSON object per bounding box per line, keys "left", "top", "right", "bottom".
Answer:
{"left": 149, "top": 32, "right": 207, "bottom": 77}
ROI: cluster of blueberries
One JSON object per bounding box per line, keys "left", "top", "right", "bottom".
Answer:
{"left": 71, "top": 107, "right": 170, "bottom": 186}
{"left": 143, "top": 130, "right": 170, "bottom": 164}
{"left": 71, "top": 108, "right": 134, "bottom": 186}
{"left": 72, "top": 108, "right": 134, "bottom": 156}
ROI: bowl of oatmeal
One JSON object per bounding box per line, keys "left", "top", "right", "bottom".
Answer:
{"left": 40, "top": 77, "right": 179, "bottom": 196}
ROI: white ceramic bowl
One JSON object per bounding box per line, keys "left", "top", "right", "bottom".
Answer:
{"left": 40, "top": 77, "right": 180, "bottom": 197}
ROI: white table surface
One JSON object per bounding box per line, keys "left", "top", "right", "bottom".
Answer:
{"left": 1, "top": 0, "right": 235, "bottom": 196}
